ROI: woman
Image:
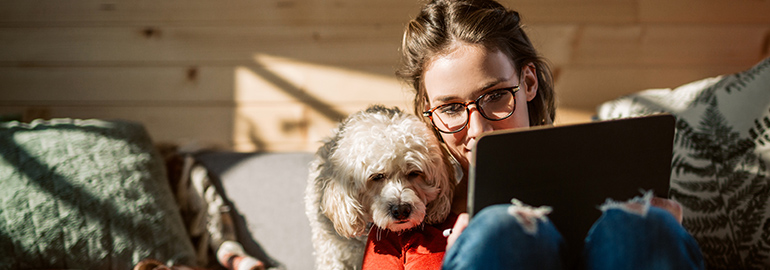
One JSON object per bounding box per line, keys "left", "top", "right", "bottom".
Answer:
{"left": 363, "top": 0, "right": 705, "bottom": 269}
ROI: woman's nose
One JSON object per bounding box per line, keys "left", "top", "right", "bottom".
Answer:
{"left": 466, "top": 105, "right": 494, "bottom": 136}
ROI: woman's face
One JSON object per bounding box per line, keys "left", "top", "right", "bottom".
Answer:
{"left": 423, "top": 44, "right": 538, "bottom": 171}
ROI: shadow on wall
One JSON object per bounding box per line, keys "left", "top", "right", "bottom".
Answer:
{"left": 233, "top": 63, "right": 347, "bottom": 151}
{"left": 245, "top": 63, "right": 348, "bottom": 123}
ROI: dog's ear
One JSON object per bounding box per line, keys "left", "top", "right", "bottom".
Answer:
{"left": 424, "top": 147, "right": 455, "bottom": 224}
{"left": 321, "top": 177, "right": 368, "bottom": 238}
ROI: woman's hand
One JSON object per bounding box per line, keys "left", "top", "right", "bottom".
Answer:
{"left": 446, "top": 213, "right": 469, "bottom": 251}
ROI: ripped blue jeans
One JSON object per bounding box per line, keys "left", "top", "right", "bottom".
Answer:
{"left": 442, "top": 196, "right": 705, "bottom": 270}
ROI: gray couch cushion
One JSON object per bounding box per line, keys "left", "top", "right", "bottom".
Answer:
{"left": 195, "top": 151, "right": 315, "bottom": 270}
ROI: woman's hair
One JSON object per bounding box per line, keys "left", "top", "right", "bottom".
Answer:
{"left": 399, "top": 0, "right": 555, "bottom": 126}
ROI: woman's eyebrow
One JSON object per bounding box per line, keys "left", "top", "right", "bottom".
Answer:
{"left": 431, "top": 76, "right": 510, "bottom": 104}
{"left": 433, "top": 94, "right": 461, "bottom": 104}
{"left": 479, "top": 77, "right": 509, "bottom": 91}
{"left": 466, "top": 77, "right": 509, "bottom": 98}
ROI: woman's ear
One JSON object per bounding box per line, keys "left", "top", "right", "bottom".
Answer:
{"left": 521, "top": 62, "right": 538, "bottom": 102}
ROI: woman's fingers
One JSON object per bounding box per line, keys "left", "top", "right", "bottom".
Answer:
{"left": 446, "top": 213, "right": 469, "bottom": 250}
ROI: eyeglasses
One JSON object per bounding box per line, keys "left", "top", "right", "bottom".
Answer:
{"left": 422, "top": 86, "right": 519, "bottom": 133}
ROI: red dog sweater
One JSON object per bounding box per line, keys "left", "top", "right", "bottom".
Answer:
{"left": 362, "top": 213, "right": 459, "bottom": 270}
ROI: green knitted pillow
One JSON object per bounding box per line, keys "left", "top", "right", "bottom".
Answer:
{"left": 0, "top": 119, "right": 196, "bottom": 269}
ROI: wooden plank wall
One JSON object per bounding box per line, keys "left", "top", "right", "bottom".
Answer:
{"left": 1, "top": 0, "right": 768, "bottom": 152}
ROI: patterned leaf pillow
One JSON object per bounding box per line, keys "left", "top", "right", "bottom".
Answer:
{"left": 596, "top": 57, "right": 770, "bottom": 269}
{"left": 0, "top": 119, "right": 197, "bottom": 269}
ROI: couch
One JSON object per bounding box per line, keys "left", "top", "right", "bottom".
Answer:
{"left": 191, "top": 150, "right": 316, "bottom": 270}
{"left": 1, "top": 56, "right": 768, "bottom": 270}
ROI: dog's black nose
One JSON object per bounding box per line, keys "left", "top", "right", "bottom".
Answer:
{"left": 390, "top": 204, "right": 412, "bottom": 220}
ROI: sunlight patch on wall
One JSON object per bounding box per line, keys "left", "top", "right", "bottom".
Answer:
{"left": 232, "top": 53, "right": 411, "bottom": 152}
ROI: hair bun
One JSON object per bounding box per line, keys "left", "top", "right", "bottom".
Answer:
{"left": 508, "top": 9, "right": 521, "bottom": 23}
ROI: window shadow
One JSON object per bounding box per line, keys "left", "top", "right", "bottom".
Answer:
{"left": 240, "top": 63, "right": 348, "bottom": 124}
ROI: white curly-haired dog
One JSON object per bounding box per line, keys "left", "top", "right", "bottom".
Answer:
{"left": 305, "top": 105, "right": 455, "bottom": 270}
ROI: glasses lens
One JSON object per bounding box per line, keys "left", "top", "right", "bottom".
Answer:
{"left": 479, "top": 88, "right": 515, "bottom": 120}
{"left": 432, "top": 103, "right": 468, "bottom": 132}
{"left": 427, "top": 87, "right": 517, "bottom": 133}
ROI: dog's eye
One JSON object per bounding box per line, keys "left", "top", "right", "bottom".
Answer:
{"left": 407, "top": 171, "right": 424, "bottom": 181}
{"left": 369, "top": 173, "right": 386, "bottom": 182}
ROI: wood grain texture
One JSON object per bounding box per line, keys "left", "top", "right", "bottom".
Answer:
{"left": 573, "top": 25, "right": 769, "bottom": 67}
{"left": 1, "top": 0, "right": 767, "bottom": 151}
{"left": 639, "top": 0, "right": 770, "bottom": 24}
{"left": 0, "top": 105, "right": 235, "bottom": 148}
{"left": 0, "top": 25, "right": 403, "bottom": 69}
{"left": 555, "top": 65, "right": 749, "bottom": 110}
{"left": 0, "top": 66, "right": 234, "bottom": 102}
{"left": 0, "top": 0, "right": 422, "bottom": 26}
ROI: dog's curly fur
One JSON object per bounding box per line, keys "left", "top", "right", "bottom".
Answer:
{"left": 305, "top": 105, "right": 455, "bottom": 270}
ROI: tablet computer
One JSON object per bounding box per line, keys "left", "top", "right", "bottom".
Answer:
{"left": 469, "top": 114, "right": 675, "bottom": 255}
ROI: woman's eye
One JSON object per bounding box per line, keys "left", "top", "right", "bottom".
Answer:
{"left": 483, "top": 89, "right": 507, "bottom": 103}
{"left": 438, "top": 104, "right": 464, "bottom": 116}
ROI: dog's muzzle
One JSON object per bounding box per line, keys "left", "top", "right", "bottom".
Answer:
{"left": 390, "top": 204, "right": 412, "bottom": 221}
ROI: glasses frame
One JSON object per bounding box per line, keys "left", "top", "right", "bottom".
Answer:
{"left": 422, "top": 86, "right": 519, "bottom": 134}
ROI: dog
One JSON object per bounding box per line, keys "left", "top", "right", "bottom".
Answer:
{"left": 305, "top": 105, "right": 455, "bottom": 270}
